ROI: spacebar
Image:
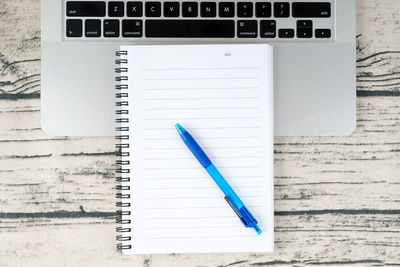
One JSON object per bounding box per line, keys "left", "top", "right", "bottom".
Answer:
{"left": 145, "top": 20, "right": 235, "bottom": 38}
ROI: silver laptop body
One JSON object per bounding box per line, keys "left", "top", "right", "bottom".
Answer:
{"left": 41, "top": 0, "right": 356, "bottom": 136}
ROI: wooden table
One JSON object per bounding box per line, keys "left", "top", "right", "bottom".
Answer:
{"left": 1, "top": 0, "right": 399, "bottom": 266}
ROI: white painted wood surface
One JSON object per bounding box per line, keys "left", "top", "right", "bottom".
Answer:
{"left": 0, "top": 0, "right": 399, "bottom": 266}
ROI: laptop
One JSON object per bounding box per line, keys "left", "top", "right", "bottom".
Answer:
{"left": 41, "top": 0, "right": 356, "bottom": 136}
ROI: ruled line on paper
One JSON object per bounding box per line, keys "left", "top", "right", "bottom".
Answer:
{"left": 143, "top": 126, "right": 262, "bottom": 131}
{"left": 143, "top": 186, "right": 261, "bottom": 191}
{"left": 144, "top": 176, "right": 262, "bottom": 181}
{"left": 143, "top": 97, "right": 260, "bottom": 101}
{"left": 143, "top": 106, "right": 261, "bottom": 111}
{"left": 143, "top": 87, "right": 260, "bottom": 91}
{"left": 142, "top": 77, "right": 260, "bottom": 81}
{"left": 143, "top": 136, "right": 260, "bottom": 141}
{"left": 143, "top": 116, "right": 262, "bottom": 121}
{"left": 143, "top": 195, "right": 261, "bottom": 200}
{"left": 143, "top": 156, "right": 261, "bottom": 160}
{"left": 142, "top": 67, "right": 260, "bottom": 71}
{"left": 144, "top": 224, "right": 264, "bottom": 230}
{"left": 143, "top": 146, "right": 261, "bottom": 150}
{"left": 143, "top": 166, "right": 262, "bottom": 170}
{"left": 144, "top": 235, "right": 258, "bottom": 240}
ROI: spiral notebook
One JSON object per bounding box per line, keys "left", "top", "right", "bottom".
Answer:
{"left": 115, "top": 44, "right": 274, "bottom": 254}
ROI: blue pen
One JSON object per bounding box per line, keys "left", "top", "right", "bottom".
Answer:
{"left": 175, "top": 123, "right": 262, "bottom": 234}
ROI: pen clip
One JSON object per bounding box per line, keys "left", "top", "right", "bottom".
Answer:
{"left": 224, "top": 196, "right": 248, "bottom": 227}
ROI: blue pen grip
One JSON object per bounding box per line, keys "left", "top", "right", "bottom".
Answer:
{"left": 181, "top": 132, "right": 212, "bottom": 168}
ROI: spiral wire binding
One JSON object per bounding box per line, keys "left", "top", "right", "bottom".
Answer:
{"left": 115, "top": 50, "right": 132, "bottom": 251}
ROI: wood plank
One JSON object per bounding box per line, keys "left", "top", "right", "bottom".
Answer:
{"left": 0, "top": 214, "right": 399, "bottom": 266}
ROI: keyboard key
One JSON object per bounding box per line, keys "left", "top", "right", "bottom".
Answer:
{"left": 66, "top": 19, "right": 82, "bottom": 37}
{"left": 145, "top": 2, "right": 161, "bottom": 17}
{"left": 145, "top": 20, "right": 234, "bottom": 37}
{"left": 297, "top": 20, "right": 312, "bottom": 28}
{"left": 201, "top": 2, "right": 216, "bottom": 17}
{"left": 315, "top": 29, "right": 331, "bottom": 38}
{"left": 164, "top": 2, "right": 180, "bottom": 17}
{"left": 274, "top": 2, "right": 290, "bottom": 18}
{"left": 108, "top": 1, "right": 124, "bottom": 17}
{"left": 104, "top": 20, "right": 120, "bottom": 37}
{"left": 256, "top": 2, "right": 271, "bottom": 18}
{"left": 260, "top": 20, "right": 276, "bottom": 38}
{"left": 122, "top": 20, "right": 143, "bottom": 37}
{"left": 66, "top": 1, "right": 106, "bottom": 17}
{"left": 182, "top": 2, "right": 198, "bottom": 17}
{"left": 127, "top": 2, "right": 142, "bottom": 17}
{"left": 85, "top": 19, "right": 101, "bottom": 37}
{"left": 237, "top": 2, "right": 253, "bottom": 17}
{"left": 219, "top": 2, "right": 235, "bottom": 17}
{"left": 278, "top": 28, "right": 294, "bottom": 38}
{"left": 297, "top": 29, "right": 312, "bottom": 38}
{"left": 237, "top": 20, "right": 257, "bottom": 38}
{"left": 293, "top": 3, "right": 331, "bottom": 18}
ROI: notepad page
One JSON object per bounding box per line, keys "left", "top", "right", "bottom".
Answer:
{"left": 121, "top": 44, "right": 274, "bottom": 254}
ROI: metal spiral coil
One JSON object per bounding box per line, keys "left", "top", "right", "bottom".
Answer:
{"left": 115, "top": 50, "right": 132, "bottom": 251}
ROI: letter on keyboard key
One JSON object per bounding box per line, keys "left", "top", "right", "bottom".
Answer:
{"left": 146, "top": 2, "right": 162, "bottom": 17}
{"left": 164, "top": 2, "right": 180, "bottom": 17}
{"left": 85, "top": 19, "right": 101, "bottom": 37}
{"left": 108, "top": 1, "right": 124, "bottom": 17}
{"left": 122, "top": 20, "right": 143, "bottom": 37}
{"left": 219, "top": 2, "right": 235, "bottom": 18}
{"left": 182, "top": 2, "right": 198, "bottom": 17}
{"left": 104, "top": 20, "right": 120, "bottom": 37}
{"left": 201, "top": 2, "right": 217, "bottom": 17}
{"left": 127, "top": 2, "right": 143, "bottom": 17}
{"left": 292, "top": 2, "right": 331, "bottom": 18}
{"left": 145, "top": 20, "right": 234, "bottom": 38}
{"left": 260, "top": 20, "right": 276, "bottom": 38}
{"left": 237, "top": 20, "right": 257, "bottom": 38}
{"left": 66, "top": 1, "right": 106, "bottom": 17}
{"left": 66, "top": 19, "right": 82, "bottom": 37}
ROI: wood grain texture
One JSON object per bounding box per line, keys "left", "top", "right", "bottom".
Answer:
{"left": 1, "top": 0, "right": 400, "bottom": 266}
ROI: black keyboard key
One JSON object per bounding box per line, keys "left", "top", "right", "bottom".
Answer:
{"left": 146, "top": 20, "right": 234, "bottom": 38}
{"left": 104, "top": 19, "right": 120, "bottom": 37}
{"left": 256, "top": 2, "right": 271, "bottom": 18}
{"left": 315, "top": 29, "right": 331, "bottom": 38}
{"left": 297, "top": 29, "right": 312, "bottom": 38}
{"left": 182, "top": 2, "right": 198, "bottom": 17}
{"left": 85, "top": 19, "right": 101, "bottom": 37}
{"left": 201, "top": 2, "right": 216, "bottom": 17}
{"left": 164, "top": 2, "right": 180, "bottom": 17}
{"left": 237, "top": 2, "right": 253, "bottom": 17}
{"left": 237, "top": 20, "right": 257, "bottom": 38}
{"left": 260, "top": 20, "right": 276, "bottom": 38}
{"left": 274, "top": 2, "right": 290, "bottom": 17}
{"left": 293, "top": 2, "right": 331, "bottom": 18}
{"left": 297, "top": 20, "right": 313, "bottom": 28}
{"left": 66, "top": 1, "right": 106, "bottom": 17}
{"left": 219, "top": 2, "right": 235, "bottom": 17}
{"left": 122, "top": 20, "right": 143, "bottom": 37}
{"left": 127, "top": 2, "right": 143, "bottom": 17}
{"left": 66, "top": 19, "right": 82, "bottom": 37}
{"left": 109, "top": 1, "right": 124, "bottom": 17}
{"left": 278, "top": 28, "right": 294, "bottom": 38}
{"left": 146, "top": 2, "right": 161, "bottom": 17}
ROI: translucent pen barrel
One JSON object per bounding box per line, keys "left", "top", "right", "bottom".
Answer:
{"left": 206, "top": 164, "right": 244, "bottom": 207}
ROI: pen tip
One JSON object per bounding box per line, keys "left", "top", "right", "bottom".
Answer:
{"left": 175, "top": 123, "right": 185, "bottom": 134}
{"left": 254, "top": 225, "right": 262, "bottom": 235}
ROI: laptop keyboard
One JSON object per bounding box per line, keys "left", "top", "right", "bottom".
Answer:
{"left": 65, "top": 1, "right": 334, "bottom": 41}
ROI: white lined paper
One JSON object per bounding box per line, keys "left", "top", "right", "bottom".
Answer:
{"left": 121, "top": 44, "right": 274, "bottom": 254}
